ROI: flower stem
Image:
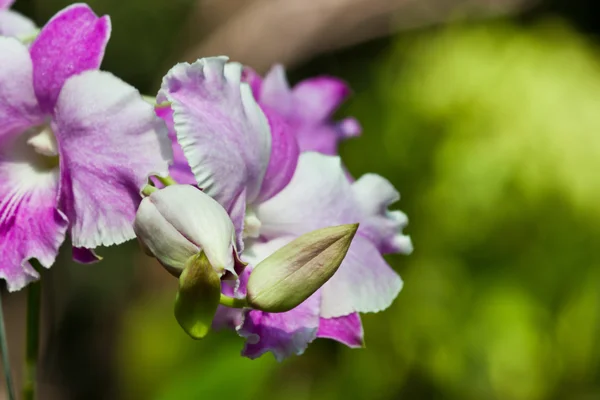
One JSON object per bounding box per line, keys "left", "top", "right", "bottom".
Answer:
{"left": 156, "top": 176, "right": 177, "bottom": 187}
{"left": 141, "top": 95, "right": 171, "bottom": 109}
{"left": 219, "top": 294, "right": 248, "bottom": 309}
{"left": 23, "top": 278, "right": 41, "bottom": 400}
{"left": 0, "top": 291, "right": 16, "bottom": 400}
{"left": 142, "top": 184, "right": 158, "bottom": 196}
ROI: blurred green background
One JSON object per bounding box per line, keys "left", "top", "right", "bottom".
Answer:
{"left": 4, "top": 0, "right": 600, "bottom": 399}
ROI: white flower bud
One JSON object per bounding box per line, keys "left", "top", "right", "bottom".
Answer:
{"left": 246, "top": 223, "right": 358, "bottom": 312}
{"left": 134, "top": 184, "right": 238, "bottom": 277}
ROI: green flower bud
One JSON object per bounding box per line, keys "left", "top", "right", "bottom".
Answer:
{"left": 246, "top": 223, "right": 358, "bottom": 313}
{"left": 174, "top": 252, "right": 222, "bottom": 339}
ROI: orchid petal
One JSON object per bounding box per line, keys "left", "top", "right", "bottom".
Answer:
{"left": 158, "top": 57, "right": 271, "bottom": 223}
{"left": 352, "top": 174, "right": 413, "bottom": 254}
{"left": 212, "top": 268, "right": 250, "bottom": 331}
{"left": 292, "top": 76, "right": 351, "bottom": 122}
{"left": 0, "top": 0, "right": 15, "bottom": 9}
{"left": 234, "top": 237, "right": 318, "bottom": 360}
{"left": 72, "top": 247, "right": 101, "bottom": 264}
{"left": 241, "top": 66, "right": 263, "bottom": 98}
{"left": 257, "top": 153, "right": 404, "bottom": 317}
{"left": 258, "top": 65, "right": 293, "bottom": 116}
{"left": 320, "top": 234, "right": 403, "bottom": 317}
{"left": 256, "top": 106, "right": 298, "bottom": 202}
{"left": 0, "top": 9, "right": 37, "bottom": 38}
{"left": 54, "top": 70, "right": 171, "bottom": 249}
{"left": 317, "top": 313, "right": 364, "bottom": 348}
{"left": 155, "top": 106, "right": 196, "bottom": 185}
{"left": 0, "top": 37, "right": 43, "bottom": 138}
{"left": 239, "top": 293, "right": 320, "bottom": 361}
{"left": 30, "top": 3, "right": 111, "bottom": 112}
{"left": 256, "top": 152, "right": 360, "bottom": 240}
{"left": 249, "top": 66, "right": 361, "bottom": 155}
{"left": 0, "top": 135, "right": 67, "bottom": 291}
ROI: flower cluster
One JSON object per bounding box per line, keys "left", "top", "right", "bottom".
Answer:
{"left": 0, "top": 2, "right": 412, "bottom": 361}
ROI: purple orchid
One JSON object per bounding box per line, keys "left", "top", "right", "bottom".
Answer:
{"left": 158, "top": 57, "right": 411, "bottom": 360}
{"left": 0, "top": 0, "right": 37, "bottom": 38}
{"left": 0, "top": 4, "right": 171, "bottom": 291}
{"left": 243, "top": 65, "right": 361, "bottom": 155}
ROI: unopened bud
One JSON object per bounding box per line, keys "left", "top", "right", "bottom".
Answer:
{"left": 134, "top": 184, "right": 238, "bottom": 277}
{"left": 174, "top": 252, "right": 221, "bottom": 339}
{"left": 246, "top": 223, "right": 358, "bottom": 312}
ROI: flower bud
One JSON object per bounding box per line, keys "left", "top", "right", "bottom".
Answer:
{"left": 134, "top": 184, "right": 238, "bottom": 277}
{"left": 174, "top": 252, "right": 221, "bottom": 339}
{"left": 246, "top": 223, "right": 358, "bottom": 312}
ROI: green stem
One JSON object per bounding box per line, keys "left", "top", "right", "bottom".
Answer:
{"left": 219, "top": 294, "right": 248, "bottom": 309}
{"left": 23, "top": 279, "right": 41, "bottom": 400}
{"left": 142, "top": 184, "right": 158, "bottom": 196}
{"left": 141, "top": 95, "right": 171, "bottom": 109}
{"left": 0, "top": 291, "right": 16, "bottom": 400}
{"left": 17, "top": 30, "right": 40, "bottom": 45}
{"left": 156, "top": 176, "right": 177, "bottom": 187}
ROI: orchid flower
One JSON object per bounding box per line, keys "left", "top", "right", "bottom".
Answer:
{"left": 0, "top": 4, "right": 171, "bottom": 291}
{"left": 243, "top": 65, "right": 361, "bottom": 155}
{"left": 0, "top": 0, "right": 37, "bottom": 38}
{"left": 219, "top": 152, "right": 412, "bottom": 360}
{"left": 157, "top": 57, "right": 296, "bottom": 249}
{"left": 158, "top": 57, "right": 412, "bottom": 360}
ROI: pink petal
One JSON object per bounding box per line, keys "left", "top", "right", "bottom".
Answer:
{"left": 54, "top": 70, "right": 171, "bottom": 249}
{"left": 158, "top": 57, "right": 271, "bottom": 231}
{"left": 250, "top": 66, "right": 361, "bottom": 155}
{"left": 30, "top": 4, "right": 111, "bottom": 112}
{"left": 241, "top": 66, "right": 263, "bottom": 99}
{"left": 255, "top": 105, "right": 299, "bottom": 202}
{"left": 0, "top": 135, "right": 67, "bottom": 291}
{"left": 0, "top": 0, "right": 15, "bottom": 9}
{"left": 352, "top": 174, "right": 413, "bottom": 255}
{"left": 239, "top": 292, "right": 321, "bottom": 361}
{"left": 72, "top": 247, "right": 101, "bottom": 264}
{"left": 320, "top": 235, "right": 403, "bottom": 318}
{"left": 155, "top": 106, "right": 196, "bottom": 185}
{"left": 0, "top": 37, "right": 43, "bottom": 137}
{"left": 317, "top": 313, "right": 364, "bottom": 348}
{"left": 257, "top": 153, "right": 404, "bottom": 317}
{"left": 0, "top": 9, "right": 37, "bottom": 37}
{"left": 256, "top": 153, "right": 361, "bottom": 240}
{"left": 292, "top": 76, "right": 351, "bottom": 122}
{"left": 258, "top": 65, "right": 293, "bottom": 116}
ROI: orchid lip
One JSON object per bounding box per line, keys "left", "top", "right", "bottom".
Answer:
{"left": 243, "top": 207, "right": 261, "bottom": 239}
{"left": 24, "top": 121, "right": 59, "bottom": 169}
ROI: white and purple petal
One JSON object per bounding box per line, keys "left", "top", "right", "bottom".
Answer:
{"left": 246, "top": 65, "right": 361, "bottom": 155}
{"left": 0, "top": 8, "right": 37, "bottom": 38}
{"left": 54, "top": 70, "right": 171, "bottom": 249}
{"left": 256, "top": 152, "right": 361, "bottom": 239}
{"left": 0, "top": 37, "right": 43, "bottom": 137}
{"left": 352, "top": 173, "right": 413, "bottom": 255}
{"left": 30, "top": 3, "right": 111, "bottom": 112}
{"left": 155, "top": 106, "right": 196, "bottom": 185}
{"left": 158, "top": 57, "right": 271, "bottom": 238}
{"left": 0, "top": 135, "right": 67, "bottom": 291}
{"left": 256, "top": 106, "right": 298, "bottom": 202}
{"left": 239, "top": 293, "right": 321, "bottom": 361}
{"left": 257, "top": 152, "right": 405, "bottom": 317}
{"left": 317, "top": 313, "right": 364, "bottom": 348}
{"left": 319, "top": 234, "right": 403, "bottom": 317}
